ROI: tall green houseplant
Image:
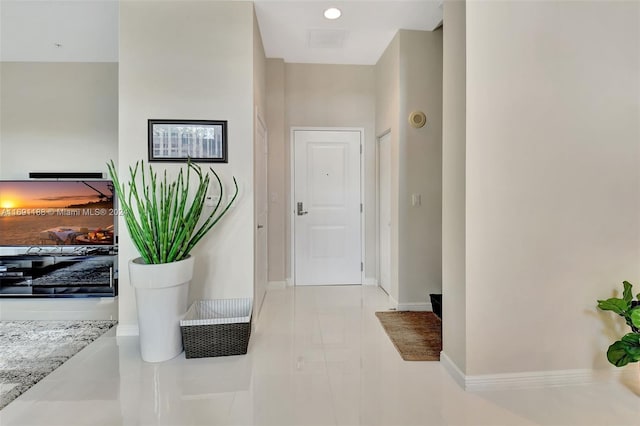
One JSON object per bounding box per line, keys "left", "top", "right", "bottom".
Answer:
{"left": 107, "top": 159, "right": 239, "bottom": 362}
{"left": 107, "top": 160, "right": 238, "bottom": 264}
{"left": 597, "top": 281, "right": 640, "bottom": 367}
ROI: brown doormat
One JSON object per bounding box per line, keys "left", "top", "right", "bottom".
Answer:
{"left": 375, "top": 311, "right": 442, "bottom": 361}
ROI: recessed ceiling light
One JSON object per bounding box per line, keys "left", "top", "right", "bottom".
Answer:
{"left": 324, "top": 7, "right": 342, "bottom": 20}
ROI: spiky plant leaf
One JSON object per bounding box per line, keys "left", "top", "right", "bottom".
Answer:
{"left": 107, "top": 160, "right": 238, "bottom": 264}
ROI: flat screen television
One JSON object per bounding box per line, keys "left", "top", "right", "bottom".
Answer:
{"left": 0, "top": 180, "right": 116, "bottom": 247}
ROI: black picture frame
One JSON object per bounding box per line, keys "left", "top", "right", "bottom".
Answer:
{"left": 148, "top": 119, "right": 227, "bottom": 163}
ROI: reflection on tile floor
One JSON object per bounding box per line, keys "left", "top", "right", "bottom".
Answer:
{"left": 1, "top": 285, "right": 639, "bottom": 426}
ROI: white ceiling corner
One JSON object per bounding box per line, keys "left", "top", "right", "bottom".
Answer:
{"left": 254, "top": 0, "right": 443, "bottom": 65}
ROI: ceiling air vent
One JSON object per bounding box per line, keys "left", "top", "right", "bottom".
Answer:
{"left": 308, "top": 29, "right": 348, "bottom": 49}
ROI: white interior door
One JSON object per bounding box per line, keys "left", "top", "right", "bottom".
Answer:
{"left": 294, "top": 130, "right": 361, "bottom": 286}
{"left": 378, "top": 132, "right": 391, "bottom": 294}
{"left": 254, "top": 113, "right": 268, "bottom": 316}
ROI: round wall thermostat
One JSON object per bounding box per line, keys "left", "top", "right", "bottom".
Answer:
{"left": 408, "top": 111, "right": 427, "bottom": 128}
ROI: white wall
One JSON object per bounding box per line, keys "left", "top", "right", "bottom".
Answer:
{"left": 265, "top": 58, "right": 286, "bottom": 282}
{"left": 277, "top": 62, "right": 377, "bottom": 282}
{"left": 253, "top": 6, "right": 267, "bottom": 313}
{"left": 266, "top": 34, "right": 442, "bottom": 303}
{"left": 464, "top": 0, "right": 640, "bottom": 375}
{"left": 441, "top": 0, "right": 467, "bottom": 372}
{"left": 375, "top": 31, "right": 443, "bottom": 307}
{"left": 0, "top": 62, "right": 118, "bottom": 178}
{"left": 118, "top": 1, "right": 255, "bottom": 331}
{"left": 0, "top": 62, "right": 3, "bottom": 172}
{"left": 253, "top": 9, "right": 266, "bottom": 120}
{"left": 397, "top": 30, "right": 443, "bottom": 305}
{"left": 375, "top": 35, "right": 401, "bottom": 301}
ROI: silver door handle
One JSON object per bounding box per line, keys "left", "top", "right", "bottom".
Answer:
{"left": 297, "top": 202, "right": 308, "bottom": 216}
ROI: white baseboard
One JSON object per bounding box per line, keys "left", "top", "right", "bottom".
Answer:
{"left": 440, "top": 351, "right": 466, "bottom": 389}
{"left": 440, "top": 351, "right": 634, "bottom": 391}
{"left": 0, "top": 297, "right": 117, "bottom": 321}
{"left": 286, "top": 277, "right": 294, "bottom": 287}
{"left": 363, "top": 277, "right": 378, "bottom": 286}
{"left": 267, "top": 281, "right": 287, "bottom": 290}
{"left": 465, "top": 369, "right": 596, "bottom": 391}
{"left": 381, "top": 296, "right": 432, "bottom": 312}
{"left": 116, "top": 324, "right": 139, "bottom": 337}
{"left": 389, "top": 295, "right": 398, "bottom": 309}
{"left": 396, "top": 302, "right": 432, "bottom": 312}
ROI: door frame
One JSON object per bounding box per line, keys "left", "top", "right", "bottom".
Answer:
{"left": 376, "top": 129, "right": 391, "bottom": 294}
{"left": 254, "top": 108, "right": 268, "bottom": 319}
{"left": 289, "top": 127, "right": 366, "bottom": 286}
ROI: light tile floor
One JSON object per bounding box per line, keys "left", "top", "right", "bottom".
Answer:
{"left": 1, "top": 285, "right": 639, "bottom": 426}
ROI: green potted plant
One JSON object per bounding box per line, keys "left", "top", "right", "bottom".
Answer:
{"left": 596, "top": 281, "right": 640, "bottom": 367}
{"left": 107, "top": 160, "right": 238, "bottom": 362}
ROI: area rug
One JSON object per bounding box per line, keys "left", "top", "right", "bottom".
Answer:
{"left": 375, "top": 311, "right": 442, "bottom": 361}
{"left": 0, "top": 320, "right": 116, "bottom": 410}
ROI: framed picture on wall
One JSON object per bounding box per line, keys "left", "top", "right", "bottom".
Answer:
{"left": 148, "top": 119, "right": 227, "bottom": 163}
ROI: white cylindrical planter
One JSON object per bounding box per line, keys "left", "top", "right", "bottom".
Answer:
{"left": 129, "top": 256, "right": 194, "bottom": 363}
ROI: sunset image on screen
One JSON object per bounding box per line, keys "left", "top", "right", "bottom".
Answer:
{"left": 0, "top": 181, "right": 112, "bottom": 209}
{"left": 0, "top": 181, "right": 115, "bottom": 246}
{"left": 0, "top": 199, "right": 15, "bottom": 209}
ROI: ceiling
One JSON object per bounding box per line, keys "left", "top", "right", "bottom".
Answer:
{"left": 254, "top": 1, "right": 442, "bottom": 65}
{"left": 0, "top": 0, "right": 443, "bottom": 65}
{"left": 0, "top": 0, "right": 119, "bottom": 63}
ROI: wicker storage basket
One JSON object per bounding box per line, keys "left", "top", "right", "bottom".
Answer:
{"left": 180, "top": 298, "right": 252, "bottom": 358}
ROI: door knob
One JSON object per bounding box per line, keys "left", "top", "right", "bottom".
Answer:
{"left": 257, "top": 224, "right": 264, "bottom": 229}
{"left": 297, "top": 202, "right": 308, "bottom": 216}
